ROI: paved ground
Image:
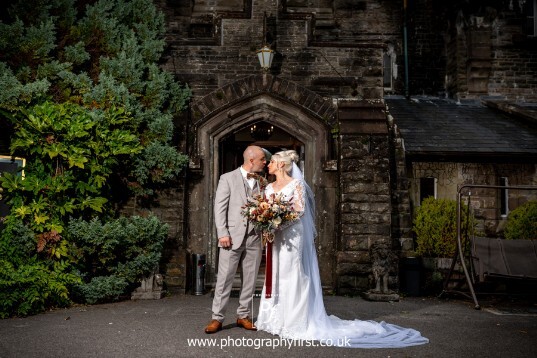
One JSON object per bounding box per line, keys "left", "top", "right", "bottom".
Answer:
{"left": 1, "top": 293, "right": 536, "bottom": 358}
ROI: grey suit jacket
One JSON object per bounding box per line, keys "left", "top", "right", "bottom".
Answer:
{"left": 214, "top": 168, "right": 254, "bottom": 250}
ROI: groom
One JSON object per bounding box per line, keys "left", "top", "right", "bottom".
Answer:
{"left": 204, "top": 145, "right": 268, "bottom": 334}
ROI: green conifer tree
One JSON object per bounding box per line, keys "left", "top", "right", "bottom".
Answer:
{"left": 0, "top": 0, "right": 190, "bottom": 197}
{"left": 0, "top": 0, "right": 191, "bottom": 316}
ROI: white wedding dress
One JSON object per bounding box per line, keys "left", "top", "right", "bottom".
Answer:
{"left": 255, "top": 178, "right": 429, "bottom": 348}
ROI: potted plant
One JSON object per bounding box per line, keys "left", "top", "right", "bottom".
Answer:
{"left": 504, "top": 200, "right": 537, "bottom": 241}
{"left": 412, "top": 197, "right": 477, "bottom": 293}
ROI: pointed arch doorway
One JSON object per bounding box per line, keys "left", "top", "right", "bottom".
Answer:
{"left": 188, "top": 78, "right": 338, "bottom": 291}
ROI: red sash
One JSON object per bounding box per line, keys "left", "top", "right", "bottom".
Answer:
{"left": 265, "top": 241, "right": 272, "bottom": 298}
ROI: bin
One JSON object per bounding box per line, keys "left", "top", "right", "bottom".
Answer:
{"left": 192, "top": 254, "right": 206, "bottom": 295}
{"left": 400, "top": 257, "right": 422, "bottom": 296}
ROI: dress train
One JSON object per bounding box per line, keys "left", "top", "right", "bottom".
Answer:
{"left": 255, "top": 180, "right": 428, "bottom": 348}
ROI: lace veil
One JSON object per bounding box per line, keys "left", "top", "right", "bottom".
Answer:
{"left": 291, "top": 162, "right": 317, "bottom": 240}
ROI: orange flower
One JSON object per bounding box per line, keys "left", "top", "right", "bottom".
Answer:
{"left": 241, "top": 193, "right": 299, "bottom": 245}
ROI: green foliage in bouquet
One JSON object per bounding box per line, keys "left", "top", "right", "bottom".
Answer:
{"left": 504, "top": 200, "right": 537, "bottom": 240}
{"left": 413, "top": 197, "right": 477, "bottom": 257}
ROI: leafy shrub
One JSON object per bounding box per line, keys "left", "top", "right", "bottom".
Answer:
{"left": 0, "top": 259, "right": 80, "bottom": 318}
{"left": 1, "top": 101, "right": 141, "bottom": 237}
{"left": 504, "top": 200, "right": 537, "bottom": 240}
{"left": 72, "top": 276, "right": 129, "bottom": 305}
{"left": 413, "top": 197, "right": 477, "bottom": 257}
{"left": 0, "top": 0, "right": 189, "bottom": 317}
{"left": 66, "top": 215, "right": 168, "bottom": 304}
{"left": 0, "top": 217, "right": 81, "bottom": 318}
{"left": 0, "top": 0, "right": 190, "bottom": 198}
{"left": 0, "top": 214, "right": 168, "bottom": 316}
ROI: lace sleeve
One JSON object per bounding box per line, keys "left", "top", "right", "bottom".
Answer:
{"left": 276, "top": 180, "right": 305, "bottom": 231}
{"left": 292, "top": 180, "right": 306, "bottom": 214}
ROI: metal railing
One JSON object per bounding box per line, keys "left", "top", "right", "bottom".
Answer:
{"left": 442, "top": 184, "right": 537, "bottom": 309}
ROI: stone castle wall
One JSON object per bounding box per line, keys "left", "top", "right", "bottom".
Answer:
{"left": 147, "top": 0, "right": 537, "bottom": 293}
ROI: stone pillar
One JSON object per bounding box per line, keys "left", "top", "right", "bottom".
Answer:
{"left": 387, "top": 112, "right": 413, "bottom": 253}
{"left": 467, "top": 28, "right": 492, "bottom": 95}
{"left": 337, "top": 100, "right": 393, "bottom": 294}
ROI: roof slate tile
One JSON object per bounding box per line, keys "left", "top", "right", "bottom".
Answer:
{"left": 386, "top": 97, "right": 537, "bottom": 158}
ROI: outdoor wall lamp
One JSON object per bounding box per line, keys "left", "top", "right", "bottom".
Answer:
{"left": 257, "top": 45, "right": 274, "bottom": 71}
{"left": 257, "top": 12, "right": 274, "bottom": 71}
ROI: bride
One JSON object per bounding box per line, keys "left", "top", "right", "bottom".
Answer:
{"left": 255, "top": 150, "right": 428, "bottom": 348}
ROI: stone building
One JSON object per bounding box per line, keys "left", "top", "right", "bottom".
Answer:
{"left": 0, "top": 1, "right": 536, "bottom": 298}
{"left": 0, "top": 0, "right": 534, "bottom": 295}
{"left": 148, "top": 0, "right": 537, "bottom": 295}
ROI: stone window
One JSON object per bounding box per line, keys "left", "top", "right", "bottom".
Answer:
{"left": 419, "top": 177, "right": 437, "bottom": 203}
{"left": 382, "top": 53, "right": 392, "bottom": 89}
{"left": 524, "top": 0, "right": 537, "bottom": 36}
{"left": 499, "top": 176, "right": 509, "bottom": 217}
{"left": 383, "top": 44, "right": 397, "bottom": 90}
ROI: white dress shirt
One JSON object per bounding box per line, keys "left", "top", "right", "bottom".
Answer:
{"left": 240, "top": 166, "right": 255, "bottom": 189}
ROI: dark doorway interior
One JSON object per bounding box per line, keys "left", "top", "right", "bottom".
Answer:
{"left": 219, "top": 121, "right": 305, "bottom": 176}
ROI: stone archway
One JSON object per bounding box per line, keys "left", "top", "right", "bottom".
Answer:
{"left": 187, "top": 75, "right": 338, "bottom": 289}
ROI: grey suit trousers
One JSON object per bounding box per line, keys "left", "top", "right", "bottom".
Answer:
{"left": 211, "top": 231, "right": 262, "bottom": 321}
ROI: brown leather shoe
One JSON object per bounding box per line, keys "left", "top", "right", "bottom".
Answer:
{"left": 205, "top": 319, "right": 222, "bottom": 334}
{"left": 236, "top": 316, "right": 257, "bottom": 331}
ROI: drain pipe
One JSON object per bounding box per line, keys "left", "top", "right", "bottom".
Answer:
{"left": 403, "top": 0, "right": 410, "bottom": 99}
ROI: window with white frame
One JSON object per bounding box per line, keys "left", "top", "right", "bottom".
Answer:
{"left": 500, "top": 177, "right": 509, "bottom": 217}
{"left": 419, "top": 177, "right": 437, "bottom": 204}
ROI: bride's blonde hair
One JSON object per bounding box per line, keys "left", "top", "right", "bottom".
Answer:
{"left": 272, "top": 150, "right": 299, "bottom": 174}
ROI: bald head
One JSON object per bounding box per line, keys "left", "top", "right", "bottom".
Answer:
{"left": 242, "top": 146, "right": 267, "bottom": 173}
{"left": 243, "top": 146, "right": 263, "bottom": 162}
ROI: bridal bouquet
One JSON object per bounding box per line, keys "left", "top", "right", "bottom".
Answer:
{"left": 241, "top": 193, "right": 300, "bottom": 245}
